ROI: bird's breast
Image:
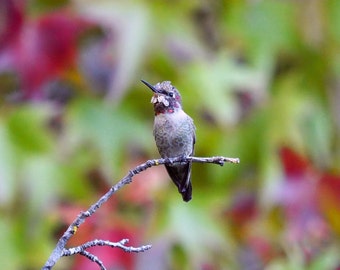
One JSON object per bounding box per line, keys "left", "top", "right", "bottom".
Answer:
{"left": 153, "top": 110, "right": 194, "bottom": 158}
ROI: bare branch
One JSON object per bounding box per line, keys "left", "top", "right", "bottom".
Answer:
{"left": 42, "top": 155, "right": 239, "bottom": 270}
{"left": 79, "top": 250, "right": 106, "bottom": 270}
{"left": 63, "top": 239, "right": 152, "bottom": 255}
{"left": 61, "top": 239, "right": 151, "bottom": 270}
{"left": 190, "top": 156, "right": 240, "bottom": 165}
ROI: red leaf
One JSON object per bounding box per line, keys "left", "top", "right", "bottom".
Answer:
{"left": 277, "top": 147, "right": 331, "bottom": 262}
{"left": 279, "top": 146, "right": 310, "bottom": 179}
{"left": 226, "top": 191, "right": 257, "bottom": 226}
{"left": 17, "top": 11, "right": 90, "bottom": 98}
{"left": 1, "top": 8, "right": 92, "bottom": 99}
{"left": 317, "top": 173, "right": 340, "bottom": 233}
{"left": 0, "top": 0, "right": 24, "bottom": 50}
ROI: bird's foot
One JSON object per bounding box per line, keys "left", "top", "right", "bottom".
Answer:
{"left": 179, "top": 154, "right": 190, "bottom": 164}
{"left": 165, "top": 157, "right": 173, "bottom": 165}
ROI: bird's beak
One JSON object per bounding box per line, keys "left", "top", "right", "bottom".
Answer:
{"left": 141, "top": 80, "right": 160, "bottom": 94}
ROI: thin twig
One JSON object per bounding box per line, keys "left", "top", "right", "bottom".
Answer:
{"left": 79, "top": 250, "right": 106, "bottom": 270}
{"left": 63, "top": 239, "right": 152, "bottom": 255}
{"left": 41, "top": 156, "right": 239, "bottom": 270}
{"left": 62, "top": 239, "right": 151, "bottom": 270}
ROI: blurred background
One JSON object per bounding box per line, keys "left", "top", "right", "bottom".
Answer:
{"left": 1, "top": 0, "right": 340, "bottom": 269}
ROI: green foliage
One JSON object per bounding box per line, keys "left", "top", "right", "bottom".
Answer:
{"left": 1, "top": 0, "right": 340, "bottom": 269}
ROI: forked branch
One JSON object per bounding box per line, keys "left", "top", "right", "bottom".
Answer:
{"left": 42, "top": 156, "right": 240, "bottom": 270}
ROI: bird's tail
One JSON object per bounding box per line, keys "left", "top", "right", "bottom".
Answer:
{"left": 180, "top": 181, "right": 192, "bottom": 202}
{"left": 165, "top": 163, "right": 193, "bottom": 202}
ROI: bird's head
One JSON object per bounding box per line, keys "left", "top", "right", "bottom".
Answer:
{"left": 141, "top": 80, "right": 182, "bottom": 115}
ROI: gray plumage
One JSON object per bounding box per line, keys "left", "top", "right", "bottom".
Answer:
{"left": 142, "top": 80, "right": 196, "bottom": 202}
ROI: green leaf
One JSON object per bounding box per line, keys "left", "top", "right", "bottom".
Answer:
{"left": 7, "top": 106, "right": 53, "bottom": 154}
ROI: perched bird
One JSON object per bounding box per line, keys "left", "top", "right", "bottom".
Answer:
{"left": 141, "top": 80, "right": 196, "bottom": 202}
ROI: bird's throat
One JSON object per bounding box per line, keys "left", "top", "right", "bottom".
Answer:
{"left": 155, "top": 108, "right": 175, "bottom": 115}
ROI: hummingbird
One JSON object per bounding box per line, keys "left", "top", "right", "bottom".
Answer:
{"left": 141, "top": 80, "right": 196, "bottom": 202}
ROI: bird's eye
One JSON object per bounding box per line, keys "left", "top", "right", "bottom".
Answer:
{"left": 168, "top": 91, "right": 175, "bottom": 98}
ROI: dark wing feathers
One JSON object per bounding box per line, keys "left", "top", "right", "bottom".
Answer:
{"left": 165, "top": 163, "right": 192, "bottom": 202}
